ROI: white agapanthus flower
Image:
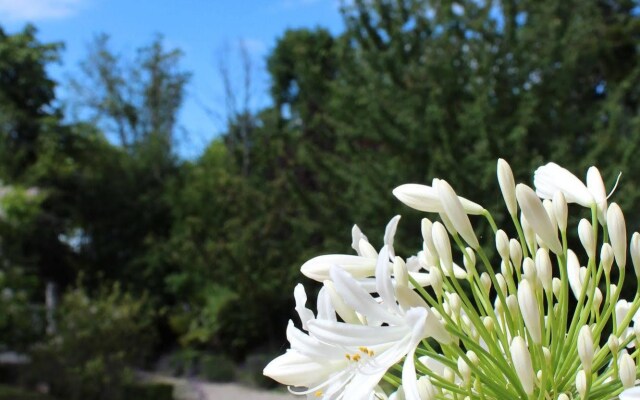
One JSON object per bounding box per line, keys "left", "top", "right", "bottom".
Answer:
{"left": 265, "top": 160, "right": 640, "bottom": 399}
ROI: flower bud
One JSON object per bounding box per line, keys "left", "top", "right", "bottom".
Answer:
{"left": 576, "top": 369, "right": 587, "bottom": 398}
{"left": 608, "top": 334, "right": 620, "bottom": 353}
{"left": 417, "top": 376, "right": 438, "bottom": 400}
{"left": 448, "top": 293, "right": 462, "bottom": 314}
{"left": 436, "top": 179, "right": 480, "bottom": 249}
{"left": 510, "top": 336, "right": 535, "bottom": 395}
{"left": 593, "top": 288, "right": 603, "bottom": 309}
{"left": 506, "top": 294, "right": 519, "bottom": 319}
{"left": 535, "top": 248, "right": 552, "bottom": 292}
{"left": 496, "top": 230, "right": 510, "bottom": 260}
{"left": 520, "top": 213, "right": 536, "bottom": 254}
{"left": 463, "top": 247, "right": 476, "bottom": 275}
{"left": 601, "top": 243, "right": 614, "bottom": 276}
{"left": 430, "top": 267, "right": 443, "bottom": 297}
{"left": 518, "top": 279, "right": 542, "bottom": 344}
{"left": 483, "top": 316, "right": 494, "bottom": 332}
{"left": 421, "top": 218, "right": 437, "bottom": 255}
{"left": 578, "top": 325, "right": 594, "bottom": 372}
{"left": 542, "top": 347, "right": 551, "bottom": 365}
{"left": 501, "top": 260, "right": 511, "bottom": 277}
{"left": 558, "top": 394, "right": 569, "bottom": 400}
{"left": 552, "top": 278, "right": 562, "bottom": 299}
{"left": 522, "top": 257, "right": 537, "bottom": 282}
{"left": 553, "top": 191, "right": 568, "bottom": 233}
{"left": 587, "top": 166, "right": 608, "bottom": 225}
{"left": 466, "top": 350, "right": 479, "bottom": 365}
{"left": 432, "top": 222, "right": 453, "bottom": 275}
{"left": 631, "top": 232, "right": 640, "bottom": 278}
{"left": 498, "top": 159, "right": 517, "bottom": 215}
{"left": 543, "top": 199, "right": 558, "bottom": 234}
{"left": 578, "top": 218, "right": 595, "bottom": 259}
{"left": 496, "top": 274, "right": 507, "bottom": 296}
{"left": 458, "top": 357, "right": 471, "bottom": 383}
{"left": 480, "top": 272, "right": 492, "bottom": 292}
{"left": 516, "top": 184, "right": 562, "bottom": 254}
{"left": 567, "top": 249, "right": 583, "bottom": 300}
{"left": 510, "top": 239, "right": 523, "bottom": 271}
{"left": 620, "top": 387, "right": 640, "bottom": 400}
{"left": 393, "top": 257, "right": 408, "bottom": 287}
{"left": 619, "top": 353, "right": 636, "bottom": 388}
{"left": 444, "top": 367, "right": 455, "bottom": 383}
{"left": 608, "top": 203, "right": 627, "bottom": 270}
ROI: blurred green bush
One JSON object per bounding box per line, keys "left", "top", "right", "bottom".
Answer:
{"left": 29, "top": 282, "right": 156, "bottom": 400}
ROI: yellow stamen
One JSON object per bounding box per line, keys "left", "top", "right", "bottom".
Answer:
{"left": 315, "top": 390, "right": 323, "bottom": 397}
{"left": 345, "top": 354, "right": 351, "bottom": 361}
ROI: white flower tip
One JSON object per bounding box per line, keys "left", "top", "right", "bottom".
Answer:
{"left": 516, "top": 184, "right": 563, "bottom": 254}
{"left": 497, "top": 158, "right": 517, "bottom": 215}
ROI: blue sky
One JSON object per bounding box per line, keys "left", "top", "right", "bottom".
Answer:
{"left": 0, "top": 0, "right": 345, "bottom": 157}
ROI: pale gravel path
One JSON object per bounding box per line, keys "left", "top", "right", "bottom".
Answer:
{"left": 139, "top": 372, "right": 296, "bottom": 400}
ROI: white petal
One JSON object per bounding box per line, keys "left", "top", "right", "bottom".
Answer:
{"left": 402, "top": 348, "right": 420, "bottom": 400}
{"left": 534, "top": 162, "right": 594, "bottom": 207}
{"left": 294, "top": 284, "right": 315, "bottom": 330}
{"left": 263, "top": 350, "right": 339, "bottom": 387}
{"left": 351, "top": 225, "right": 369, "bottom": 256}
{"left": 330, "top": 266, "right": 402, "bottom": 325}
{"left": 308, "top": 319, "right": 408, "bottom": 347}
{"left": 587, "top": 166, "right": 608, "bottom": 225}
{"left": 301, "top": 255, "right": 376, "bottom": 282}
{"left": 393, "top": 184, "right": 484, "bottom": 215}
{"left": 342, "top": 368, "right": 387, "bottom": 400}
{"left": 435, "top": 179, "right": 480, "bottom": 249}
{"left": 317, "top": 287, "right": 337, "bottom": 322}
{"left": 516, "top": 184, "right": 563, "bottom": 254}
{"left": 384, "top": 216, "right": 401, "bottom": 258}
{"left": 376, "top": 246, "right": 400, "bottom": 314}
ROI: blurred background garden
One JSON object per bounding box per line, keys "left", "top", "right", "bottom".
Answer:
{"left": 0, "top": 0, "right": 638, "bottom": 399}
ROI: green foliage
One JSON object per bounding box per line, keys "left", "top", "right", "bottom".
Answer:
{"left": 30, "top": 283, "right": 156, "bottom": 400}
{"left": 0, "top": 384, "right": 57, "bottom": 400}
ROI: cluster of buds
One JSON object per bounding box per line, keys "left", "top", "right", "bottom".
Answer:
{"left": 264, "top": 160, "right": 640, "bottom": 400}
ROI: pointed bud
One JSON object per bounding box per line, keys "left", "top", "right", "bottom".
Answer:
{"left": 431, "top": 267, "right": 443, "bottom": 297}
{"left": 510, "top": 239, "right": 523, "bottom": 271}
{"left": 518, "top": 279, "right": 542, "bottom": 344}
{"left": 543, "top": 199, "right": 558, "bottom": 232}
{"left": 417, "top": 376, "right": 438, "bottom": 400}
{"left": 593, "top": 288, "right": 603, "bottom": 310}
{"left": 436, "top": 179, "right": 480, "bottom": 249}
{"left": 601, "top": 243, "right": 614, "bottom": 277}
{"left": 510, "top": 336, "right": 535, "bottom": 395}
{"left": 466, "top": 350, "right": 479, "bottom": 365}
{"left": 542, "top": 347, "right": 551, "bottom": 365}
{"left": 458, "top": 357, "right": 471, "bottom": 383}
{"left": 498, "top": 159, "right": 517, "bottom": 215}
{"left": 432, "top": 222, "right": 453, "bottom": 275}
{"left": 496, "top": 230, "right": 510, "bottom": 260}
{"left": 535, "top": 248, "right": 552, "bottom": 292}
{"left": 576, "top": 370, "right": 587, "bottom": 398}
{"left": 523, "top": 257, "right": 537, "bottom": 282}
{"left": 496, "top": 274, "right": 507, "bottom": 296}
{"left": 480, "top": 272, "right": 491, "bottom": 292}
{"left": 578, "top": 325, "right": 594, "bottom": 372}
{"left": 587, "top": 166, "right": 608, "bottom": 226}
{"left": 506, "top": 294, "right": 519, "bottom": 319}
{"left": 553, "top": 192, "right": 568, "bottom": 233}
{"left": 567, "top": 250, "right": 583, "bottom": 300}
{"left": 421, "top": 218, "right": 437, "bottom": 256}
{"left": 578, "top": 219, "right": 595, "bottom": 259}
{"left": 520, "top": 213, "right": 536, "bottom": 254}
{"left": 631, "top": 232, "right": 640, "bottom": 278}
{"left": 619, "top": 353, "right": 636, "bottom": 388}
{"left": 483, "top": 316, "right": 494, "bottom": 332}
{"left": 608, "top": 203, "right": 627, "bottom": 270}
{"left": 393, "top": 257, "right": 409, "bottom": 288}
{"left": 552, "top": 278, "right": 562, "bottom": 299}
{"left": 463, "top": 247, "right": 476, "bottom": 275}
{"left": 608, "top": 334, "right": 620, "bottom": 354}
{"left": 516, "top": 184, "right": 563, "bottom": 254}
{"left": 501, "top": 260, "right": 511, "bottom": 277}
{"left": 558, "top": 394, "right": 569, "bottom": 400}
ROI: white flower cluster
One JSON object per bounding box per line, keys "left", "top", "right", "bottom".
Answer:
{"left": 264, "top": 160, "right": 640, "bottom": 400}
